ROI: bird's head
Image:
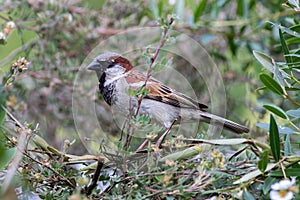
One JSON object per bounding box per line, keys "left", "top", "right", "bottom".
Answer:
{"left": 87, "top": 52, "right": 133, "bottom": 79}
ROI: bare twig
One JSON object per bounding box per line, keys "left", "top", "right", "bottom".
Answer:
{"left": 123, "top": 17, "right": 174, "bottom": 150}
{"left": 1, "top": 106, "right": 24, "bottom": 129}
{"left": 156, "top": 120, "right": 176, "bottom": 148}
{"left": 0, "top": 14, "right": 9, "bottom": 22}
{"left": 134, "top": 17, "right": 174, "bottom": 117}
{"left": 82, "top": 158, "right": 104, "bottom": 196}
{"left": 279, "top": 158, "right": 287, "bottom": 179}
{"left": 284, "top": 94, "right": 300, "bottom": 107}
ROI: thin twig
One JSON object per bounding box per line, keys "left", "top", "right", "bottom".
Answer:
{"left": 82, "top": 158, "right": 104, "bottom": 196}
{"left": 156, "top": 120, "right": 176, "bottom": 148}
{"left": 279, "top": 159, "right": 287, "bottom": 179}
{"left": 0, "top": 14, "right": 9, "bottom": 22}
{"left": 23, "top": 152, "right": 76, "bottom": 188}
{"left": 285, "top": 94, "right": 300, "bottom": 107}
{"left": 123, "top": 17, "right": 174, "bottom": 150}
{"left": 1, "top": 106, "right": 24, "bottom": 129}
{"left": 134, "top": 17, "right": 174, "bottom": 117}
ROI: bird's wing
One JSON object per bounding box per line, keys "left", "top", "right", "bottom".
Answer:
{"left": 125, "top": 71, "right": 208, "bottom": 110}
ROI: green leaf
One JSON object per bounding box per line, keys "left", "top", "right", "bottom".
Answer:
{"left": 228, "top": 29, "right": 237, "bottom": 55}
{"left": 269, "top": 115, "right": 281, "bottom": 162}
{"left": 259, "top": 73, "right": 285, "bottom": 95}
{"left": 233, "top": 163, "right": 277, "bottom": 184}
{"left": 0, "top": 147, "right": 16, "bottom": 171}
{"left": 270, "top": 168, "right": 300, "bottom": 177}
{"left": 237, "top": 0, "right": 245, "bottom": 17}
{"left": 253, "top": 51, "right": 274, "bottom": 72}
{"left": 193, "top": 0, "right": 206, "bottom": 23}
{"left": 159, "top": 145, "right": 206, "bottom": 162}
{"left": 290, "top": 23, "right": 300, "bottom": 33}
{"left": 284, "top": 134, "right": 292, "bottom": 156}
{"left": 157, "top": 0, "right": 163, "bottom": 17}
{"left": 237, "top": 0, "right": 242, "bottom": 16}
{"left": 263, "top": 177, "right": 278, "bottom": 195}
{"left": 268, "top": 22, "right": 300, "bottom": 38}
{"left": 243, "top": 189, "right": 255, "bottom": 200}
{"left": 150, "top": 0, "right": 158, "bottom": 19}
{"left": 286, "top": 109, "right": 300, "bottom": 118}
{"left": 138, "top": 87, "right": 150, "bottom": 96}
{"left": 285, "top": 53, "right": 300, "bottom": 58}
{"left": 125, "top": 88, "right": 139, "bottom": 96}
{"left": 176, "top": 0, "right": 184, "bottom": 21}
{"left": 279, "top": 28, "right": 293, "bottom": 65}
{"left": 0, "top": 92, "right": 6, "bottom": 125}
{"left": 85, "top": 0, "right": 106, "bottom": 9}
{"left": 181, "top": 138, "right": 248, "bottom": 145}
{"left": 288, "top": 0, "right": 300, "bottom": 8}
{"left": 256, "top": 86, "right": 267, "bottom": 91}
{"left": 285, "top": 37, "right": 300, "bottom": 46}
{"left": 273, "top": 64, "right": 286, "bottom": 88}
{"left": 286, "top": 155, "right": 300, "bottom": 163}
{"left": 0, "top": 106, "right": 6, "bottom": 125}
{"left": 258, "top": 149, "right": 269, "bottom": 174}
{"left": 263, "top": 104, "right": 288, "bottom": 119}
{"left": 256, "top": 123, "right": 296, "bottom": 134}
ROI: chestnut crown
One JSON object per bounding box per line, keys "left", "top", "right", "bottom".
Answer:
{"left": 87, "top": 52, "right": 133, "bottom": 78}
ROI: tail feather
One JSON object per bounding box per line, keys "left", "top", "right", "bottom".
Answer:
{"left": 200, "top": 112, "right": 249, "bottom": 134}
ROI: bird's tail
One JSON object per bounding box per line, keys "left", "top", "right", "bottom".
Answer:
{"left": 200, "top": 112, "right": 249, "bottom": 134}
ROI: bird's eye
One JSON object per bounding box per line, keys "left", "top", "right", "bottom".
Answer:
{"left": 107, "top": 63, "right": 115, "bottom": 68}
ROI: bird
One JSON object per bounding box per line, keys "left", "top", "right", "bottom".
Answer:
{"left": 87, "top": 52, "right": 249, "bottom": 134}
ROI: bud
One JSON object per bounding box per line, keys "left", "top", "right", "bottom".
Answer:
{"left": 63, "top": 13, "right": 73, "bottom": 24}
{"left": 165, "top": 159, "right": 175, "bottom": 167}
{"left": 41, "top": 159, "right": 50, "bottom": 166}
{"left": 6, "top": 95, "right": 17, "bottom": 107}
{"left": 162, "top": 174, "right": 171, "bottom": 184}
{"left": 4, "top": 21, "right": 16, "bottom": 35}
{"left": 11, "top": 57, "right": 30, "bottom": 72}
{"left": 146, "top": 133, "right": 157, "bottom": 141}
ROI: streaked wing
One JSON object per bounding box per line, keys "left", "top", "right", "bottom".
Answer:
{"left": 125, "top": 71, "right": 208, "bottom": 110}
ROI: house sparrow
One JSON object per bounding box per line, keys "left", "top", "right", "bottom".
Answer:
{"left": 87, "top": 52, "right": 249, "bottom": 134}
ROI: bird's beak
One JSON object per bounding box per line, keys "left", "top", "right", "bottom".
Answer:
{"left": 87, "top": 60, "right": 100, "bottom": 71}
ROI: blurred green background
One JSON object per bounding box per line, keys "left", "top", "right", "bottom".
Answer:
{"left": 1, "top": 0, "right": 300, "bottom": 199}
{"left": 0, "top": 0, "right": 298, "bottom": 154}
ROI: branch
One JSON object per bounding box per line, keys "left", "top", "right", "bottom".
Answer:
{"left": 82, "top": 158, "right": 104, "bottom": 196}
{"left": 285, "top": 94, "right": 300, "bottom": 107}
{"left": 123, "top": 17, "right": 174, "bottom": 150}
{"left": 134, "top": 16, "right": 174, "bottom": 117}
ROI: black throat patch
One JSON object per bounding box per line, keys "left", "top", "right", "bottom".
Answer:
{"left": 99, "top": 73, "right": 116, "bottom": 105}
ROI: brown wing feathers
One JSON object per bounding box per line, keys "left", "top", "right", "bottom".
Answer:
{"left": 125, "top": 71, "right": 208, "bottom": 110}
{"left": 141, "top": 78, "right": 207, "bottom": 110}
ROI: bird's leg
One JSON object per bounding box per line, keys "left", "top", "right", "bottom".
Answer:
{"left": 156, "top": 120, "right": 176, "bottom": 148}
